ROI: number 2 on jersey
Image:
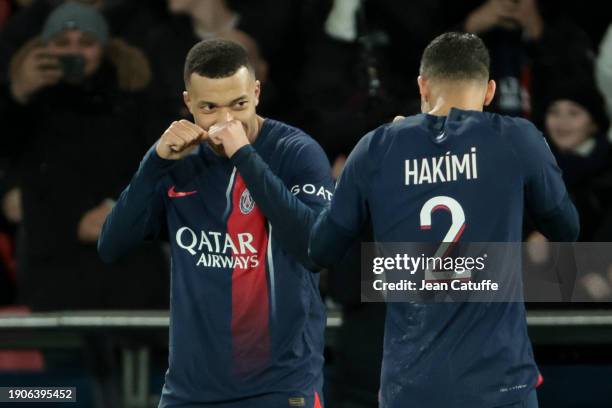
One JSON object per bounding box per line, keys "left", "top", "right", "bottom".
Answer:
{"left": 419, "top": 196, "right": 470, "bottom": 281}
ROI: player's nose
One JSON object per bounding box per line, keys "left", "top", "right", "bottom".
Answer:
{"left": 214, "top": 109, "right": 234, "bottom": 125}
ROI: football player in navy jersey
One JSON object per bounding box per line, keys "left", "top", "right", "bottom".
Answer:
{"left": 99, "top": 39, "right": 331, "bottom": 408}
{"left": 310, "top": 32, "right": 579, "bottom": 408}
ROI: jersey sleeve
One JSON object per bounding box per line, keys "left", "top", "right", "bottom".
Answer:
{"left": 309, "top": 130, "right": 374, "bottom": 267}
{"left": 513, "top": 120, "right": 580, "bottom": 241}
{"left": 98, "top": 144, "right": 170, "bottom": 262}
{"left": 230, "top": 136, "right": 333, "bottom": 271}
{"left": 285, "top": 139, "right": 335, "bottom": 212}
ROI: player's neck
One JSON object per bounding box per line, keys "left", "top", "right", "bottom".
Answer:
{"left": 427, "top": 96, "right": 484, "bottom": 117}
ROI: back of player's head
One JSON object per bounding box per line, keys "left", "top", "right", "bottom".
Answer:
{"left": 420, "top": 32, "right": 490, "bottom": 83}
{"left": 183, "top": 39, "right": 254, "bottom": 86}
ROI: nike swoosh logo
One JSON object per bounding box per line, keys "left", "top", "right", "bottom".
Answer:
{"left": 168, "top": 186, "right": 198, "bottom": 198}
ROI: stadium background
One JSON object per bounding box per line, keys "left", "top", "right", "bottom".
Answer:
{"left": 0, "top": 0, "right": 611, "bottom": 407}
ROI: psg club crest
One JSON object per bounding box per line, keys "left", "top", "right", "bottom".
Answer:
{"left": 239, "top": 189, "right": 255, "bottom": 215}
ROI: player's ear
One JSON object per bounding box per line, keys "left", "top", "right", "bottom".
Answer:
{"left": 418, "top": 76, "right": 432, "bottom": 113}
{"left": 484, "top": 79, "right": 496, "bottom": 106}
{"left": 254, "top": 79, "right": 261, "bottom": 107}
{"left": 183, "top": 90, "right": 194, "bottom": 115}
{"left": 417, "top": 76, "right": 429, "bottom": 101}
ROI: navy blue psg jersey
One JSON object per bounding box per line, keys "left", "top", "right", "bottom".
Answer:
{"left": 310, "top": 108, "right": 578, "bottom": 408}
{"left": 99, "top": 119, "right": 332, "bottom": 407}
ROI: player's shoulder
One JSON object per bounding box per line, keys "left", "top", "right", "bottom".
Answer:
{"left": 484, "top": 113, "right": 550, "bottom": 163}
{"left": 262, "top": 118, "right": 325, "bottom": 155}
{"left": 385, "top": 113, "right": 442, "bottom": 139}
{"left": 263, "top": 118, "right": 312, "bottom": 142}
{"left": 390, "top": 113, "right": 429, "bottom": 131}
{"left": 365, "top": 113, "right": 428, "bottom": 150}
{"left": 339, "top": 119, "right": 408, "bottom": 171}
{"left": 489, "top": 113, "right": 542, "bottom": 141}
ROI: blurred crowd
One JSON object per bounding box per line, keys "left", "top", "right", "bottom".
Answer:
{"left": 0, "top": 1, "right": 610, "bottom": 406}
{"left": 0, "top": 0, "right": 609, "bottom": 303}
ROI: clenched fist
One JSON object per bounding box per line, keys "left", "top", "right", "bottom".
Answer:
{"left": 208, "top": 115, "right": 250, "bottom": 158}
{"left": 156, "top": 120, "right": 208, "bottom": 160}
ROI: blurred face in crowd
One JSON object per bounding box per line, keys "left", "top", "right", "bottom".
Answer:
{"left": 183, "top": 66, "right": 261, "bottom": 151}
{"left": 545, "top": 100, "right": 598, "bottom": 151}
{"left": 46, "top": 29, "right": 104, "bottom": 78}
{"left": 167, "top": 0, "right": 197, "bottom": 13}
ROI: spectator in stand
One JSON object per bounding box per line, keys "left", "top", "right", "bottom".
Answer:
{"left": 588, "top": 24, "right": 612, "bottom": 241}
{"left": 0, "top": 2, "right": 169, "bottom": 310}
{"left": 448, "top": 0, "right": 595, "bottom": 121}
{"left": 0, "top": 0, "right": 167, "bottom": 84}
{"left": 541, "top": 83, "right": 611, "bottom": 241}
{"left": 144, "top": 0, "right": 271, "bottom": 125}
{"left": 298, "top": 0, "right": 443, "bottom": 178}
{"left": 596, "top": 23, "right": 612, "bottom": 126}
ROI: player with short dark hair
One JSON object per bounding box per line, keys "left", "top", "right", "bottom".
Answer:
{"left": 99, "top": 38, "right": 331, "bottom": 408}
{"left": 310, "top": 32, "right": 579, "bottom": 408}
{"left": 183, "top": 39, "right": 254, "bottom": 83}
{"left": 420, "top": 31, "right": 490, "bottom": 82}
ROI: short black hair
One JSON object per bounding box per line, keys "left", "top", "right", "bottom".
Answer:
{"left": 420, "top": 32, "right": 490, "bottom": 82}
{"left": 183, "top": 39, "right": 254, "bottom": 85}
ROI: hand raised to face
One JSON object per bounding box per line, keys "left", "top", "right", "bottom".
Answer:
{"left": 207, "top": 113, "right": 250, "bottom": 158}
{"left": 156, "top": 120, "right": 208, "bottom": 160}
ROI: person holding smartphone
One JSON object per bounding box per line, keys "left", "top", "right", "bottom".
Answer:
{"left": 0, "top": 2, "right": 168, "bottom": 312}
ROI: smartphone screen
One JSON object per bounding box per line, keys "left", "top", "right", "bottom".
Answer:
{"left": 58, "top": 54, "right": 85, "bottom": 82}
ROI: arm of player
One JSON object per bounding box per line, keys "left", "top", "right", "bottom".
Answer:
{"left": 98, "top": 120, "right": 205, "bottom": 262}
{"left": 517, "top": 121, "right": 580, "bottom": 242}
{"left": 531, "top": 194, "right": 579, "bottom": 242}
{"left": 97, "top": 145, "right": 172, "bottom": 263}
{"left": 230, "top": 138, "right": 334, "bottom": 271}
{"left": 515, "top": 122, "right": 580, "bottom": 300}
{"left": 309, "top": 132, "right": 373, "bottom": 268}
